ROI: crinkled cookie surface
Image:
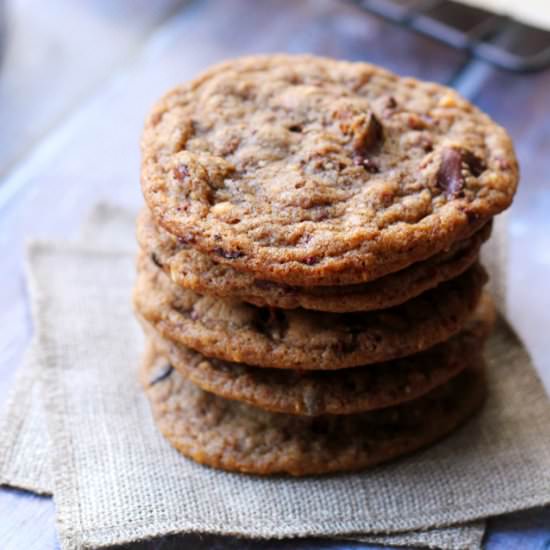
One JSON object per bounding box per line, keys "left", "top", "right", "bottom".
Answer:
{"left": 141, "top": 54, "right": 518, "bottom": 285}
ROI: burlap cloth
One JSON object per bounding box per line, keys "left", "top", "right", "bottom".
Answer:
{"left": 0, "top": 204, "right": 548, "bottom": 550}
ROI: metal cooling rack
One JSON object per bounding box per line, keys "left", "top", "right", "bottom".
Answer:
{"left": 350, "top": 0, "right": 550, "bottom": 72}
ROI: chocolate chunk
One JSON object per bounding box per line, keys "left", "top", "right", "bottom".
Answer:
{"left": 177, "top": 235, "right": 195, "bottom": 246}
{"left": 254, "top": 307, "right": 289, "bottom": 341}
{"left": 437, "top": 148, "right": 487, "bottom": 198}
{"left": 172, "top": 304, "right": 193, "bottom": 317}
{"left": 462, "top": 150, "right": 486, "bottom": 176}
{"left": 385, "top": 96, "right": 397, "bottom": 109}
{"left": 149, "top": 363, "right": 174, "bottom": 386}
{"left": 302, "top": 256, "right": 320, "bottom": 266}
{"left": 353, "top": 156, "right": 379, "bottom": 174}
{"left": 416, "top": 135, "right": 433, "bottom": 153}
{"left": 266, "top": 308, "right": 289, "bottom": 341}
{"left": 213, "top": 247, "right": 244, "bottom": 260}
{"left": 352, "top": 112, "right": 383, "bottom": 156}
{"left": 437, "top": 148, "right": 464, "bottom": 197}
{"left": 288, "top": 124, "right": 302, "bottom": 133}
{"left": 350, "top": 113, "right": 383, "bottom": 172}
{"left": 151, "top": 252, "right": 163, "bottom": 269}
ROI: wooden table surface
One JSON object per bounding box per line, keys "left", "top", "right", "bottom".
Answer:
{"left": 0, "top": 1, "right": 549, "bottom": 548}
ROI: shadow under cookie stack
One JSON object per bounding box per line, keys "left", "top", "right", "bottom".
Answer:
{"left": 134, "top": 55, "right": 518, "bottom": 476}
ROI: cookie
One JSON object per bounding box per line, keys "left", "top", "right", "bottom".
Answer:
{"left": 141, "top": 346, "right": 487, "bottom": 476}
{"left": 141, "top": 54, "right": 518, "bottom": 286}
{"left": 138, "top": 208, "right": 492, "bottom": 312}
{"left": 142, "top": 292, "right": 495, "bottom": 415}
{"left": 133, "top": 254, "right": 487, "bottom": 370}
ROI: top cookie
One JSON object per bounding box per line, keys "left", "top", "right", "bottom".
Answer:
{"left": 141, "top": 54, "right": 518, "bottom": 286}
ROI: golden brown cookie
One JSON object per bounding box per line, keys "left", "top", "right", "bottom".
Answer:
{"left": 133, "top": 254, "right": 487, "bottom": 370}
{"left": 141, "top": 54, "right": 518, "bottom": 286}
{"left": 138, "top": 208, "right": 492, "bottom": 312}
{"left": 141, "top": 346, "right": 487, "bottom": 476}
{"left": 142, "top": 293, "right": 494, "bottom": 415}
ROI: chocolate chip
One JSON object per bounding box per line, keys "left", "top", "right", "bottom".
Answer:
{"left": 149, "top": 363, "right": 174, "bottom": 386}
{"left": 436, "top": 149, "right": 465, "bottom": 198}
{"left": 213, "top": 247, "right": 244, "bottom": 260}
{"left": 437, "top": 148, "right": 487, "bottom": 198}
{"left": 172, "top": 304, "right": 193, "bottom": 317}
{"left": 350, "top": 113, "right": 383, "bottom": 172}
{"left": 462, "top": 149, "right": 486, "bottom": 176}
{"left": 437, "top": 149, "right": 464, "bottom": 197}
{"left": 352, "top": 112, "right": 383, "bottom": 157}
{"left": 288, "top": 124, "right": 302, "bottom": 133}
{"left": 177, "top": 235, "right": 195, "bottom": 245}
{"left": 174, "top": 164, "right": 189, "bottom": 181}
{"left": 253, "top": 307, "right": 289, "bottom": 341}
{"left": 353, "top": 156, "right": 379, "bottom": 173}
{"left": 150, "top": 252, "right": 163, "bottom": 269}
{"left": 417, "top": 135, "right": 434, "bottom": 153}
{"left": 302, "top": 256, "right": 320, "bottom": 266}
{"left": 267, "top": 308, "right": 289, "bottom": 340}
{"left": 385, "top": 96, "right": 397, "bottom": 109}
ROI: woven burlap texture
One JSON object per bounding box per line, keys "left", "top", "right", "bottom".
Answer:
{"left": 0, "top": 205, "right": 138, "bottom": 496}
{"left": 2, "top": 205, "right": 546, "bottom": 550}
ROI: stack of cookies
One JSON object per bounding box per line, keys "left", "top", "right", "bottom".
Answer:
{"left": 134, "top": 55, "right": 518, "bottom": 476}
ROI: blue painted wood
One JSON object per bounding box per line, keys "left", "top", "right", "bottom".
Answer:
{"left": 0, "top": 489, "right": 58, "bottom": 550}
{"left": 486, "top": 508, "right": 550, "bottom": 550}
